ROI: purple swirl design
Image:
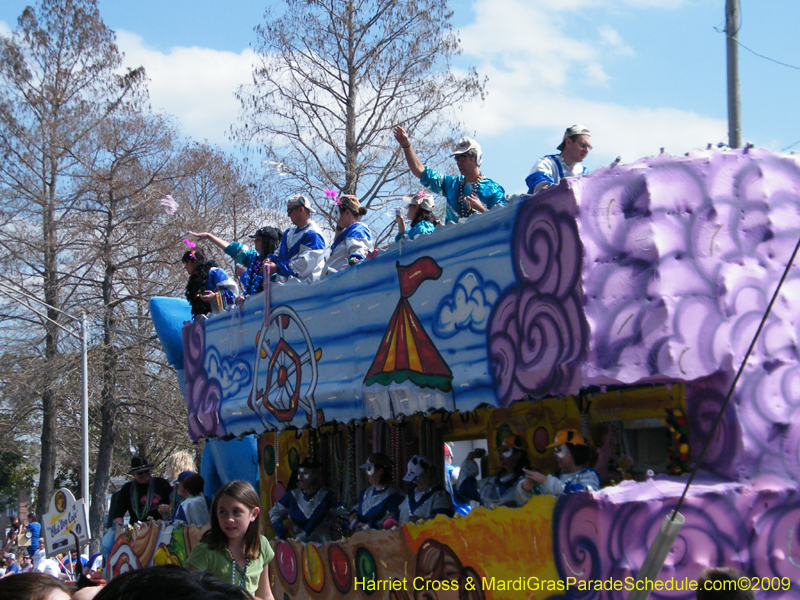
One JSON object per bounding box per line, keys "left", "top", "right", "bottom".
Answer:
{"left": 749, "top": 489, "right": 800, "bottom": 589}
{"left": 183, "top": 319, "right": 225, "bottom": 441}
{"left": 573, "top": 149, "right": 800, "bottom": 483}
{"left": 554, "top": 487, "right": 757, "bottom": 600}
{"left": 489, "top": 193, "right": 588, "bottom": 405}
{"left": 684, "top": 374, "right": 742, "bottom": 480}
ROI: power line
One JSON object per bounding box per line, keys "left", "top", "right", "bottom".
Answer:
{"left": 736, "top": 39, "right": 800, "bottom": 71}
{"left": 782, "top": 140, "right": 800, "bottom": 153}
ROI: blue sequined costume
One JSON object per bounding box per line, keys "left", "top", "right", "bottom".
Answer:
{"left": 350, "top": 485, "right": 405, "bottom": 529}
{"left": 419, "top": 167, "right": 505, "bottom": 224}
{"left": 269, "top": 487, "right": 341, "bottom": 544}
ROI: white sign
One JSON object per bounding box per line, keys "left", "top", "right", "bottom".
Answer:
{"left": 43, "top": 487, "right": 90, "bottom": 557}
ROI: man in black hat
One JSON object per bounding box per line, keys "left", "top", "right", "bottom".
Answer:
{"left": 113, "top": 456, "right": 173, "bottom": 526}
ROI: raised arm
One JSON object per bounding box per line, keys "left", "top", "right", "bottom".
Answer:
{"left": 188, "top": 231, "right": 231, "bottom": 252}
{"left": 393, "top": 126, "right": 425, "bottom": 178}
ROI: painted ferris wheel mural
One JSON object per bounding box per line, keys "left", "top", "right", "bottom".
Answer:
{"left": 247, "top": 305, "right": 323, "bottom": 429}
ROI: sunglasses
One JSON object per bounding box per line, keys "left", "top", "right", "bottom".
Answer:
{"left": 454, "top": 154, "right": 471, "bottom": 162}
{"left": 576, "top": 142, "right": 592, "bottom": 151}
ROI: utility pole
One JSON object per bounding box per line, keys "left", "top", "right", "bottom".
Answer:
{"left": 726, "top": 0, "right": 741, "bottom": 148}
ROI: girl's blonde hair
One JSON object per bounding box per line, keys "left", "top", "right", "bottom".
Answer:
{"left": 202, "top": 481, "right": 262, "bottom": 561}
{"left": 165, "top": 450, "right": 196, "bottom": 483}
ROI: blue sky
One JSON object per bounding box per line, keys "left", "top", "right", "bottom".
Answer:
{"left": 1, "top": 0, "right": 798, "bottom": 195}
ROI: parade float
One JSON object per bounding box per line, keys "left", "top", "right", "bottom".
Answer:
{"left": 115, "top": 147, "right": 800, "bottom": 599}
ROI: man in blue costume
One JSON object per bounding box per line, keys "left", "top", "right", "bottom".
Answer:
{"left": 525, "top": 124, "right": 592, "bottom": 194}
{"left": 269, "top": 458, "right": 342, "bottom": 544}
{"left": 264, "top": 194, "right": 327, "bottom": 283}
{"left": 393, "top": 126, "right": 506, "bottom": 224}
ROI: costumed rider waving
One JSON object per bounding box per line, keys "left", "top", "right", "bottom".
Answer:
{"left": 189, "top": 226, "right": 283, "bottom": 304}
{"left": 393, "top": 125, "right": 506, "bottom": 224}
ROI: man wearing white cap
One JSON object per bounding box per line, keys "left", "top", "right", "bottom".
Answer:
{"left": 264, "top": 194, "right": 327, "bottom": 283}
{"left": 525, "top": 125, "right": 592, "bottom": 194}
{"left": 394, "top": 126, "right": 506, "bottom": 224}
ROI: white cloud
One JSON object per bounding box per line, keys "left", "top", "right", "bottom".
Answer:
{"left": 457, "top": 0, "right": 726, "bottom": 163}
{"left": 116, "top": 30, "right": 256, "bottom": 147}
{"left": 598, "top": 25, "right": 635, "bottom": 56}
{"left": 0, "top": 20, "right": 12, "bottom": 37}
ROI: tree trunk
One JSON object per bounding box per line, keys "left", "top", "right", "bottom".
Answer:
{"left": 89, "top": 193, "right": 118, "bottom": 553}
{"left": 37, "top": 162, "right": 60, "bottom": 517}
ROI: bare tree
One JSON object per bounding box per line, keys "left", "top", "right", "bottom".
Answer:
{"left": 0, "top": 0, "right": 145, "bottom": 515}
{"left": 234, "top": 0, "right": 484, "bottom": 238}
{"left": 71, "top": 109, "right": 186, "bottom": 551}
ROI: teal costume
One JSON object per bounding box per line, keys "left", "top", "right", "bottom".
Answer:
{"left": 395, "top": 220, "right": 436, "bottom": 243}
{"left": 419, "top": 167, "right": 506, "bottom": 224}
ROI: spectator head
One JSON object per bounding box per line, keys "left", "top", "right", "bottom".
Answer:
{"left": 696, "top": 567, "right": 755, "bottom": 600}
{"left": 337, "top": 195, "right": 367, "bottom": 228}
{"left": 181, "top": 474, "right": 205, "bottom": 497}
{"left": 444, "top": 443, "right": 453, "bottom": 464}
{"left": 93, "top": 565, "right": 251, "bottom": 600}
{"left": 165, "top": 451, "right": 196, "bottom": 483}
{"left": 0, "top": 572, "right": 71, "bottom": 600}
{"left": 547, "top": 429, "right": 591, "bottom": 473}
{"left": 203, "top": 481, "right": 262, "bottom": 562}
{"left": 27, "top": 513, "right": 38, "bottom": 524}
{"left": 452, "top": 136, "right": 482, "bottom": 167}
{"left": 249, "top": 226, "right": 283, "bottom": 257}
{"left": 361, "top": 453, "right": 393, "bottom": 486}
{"left": 128, "top": 456, "right": 153, "bottom": 485}
{"left": 38, "top": 539, "right": 45, "bottom": 549}
{"left": 557, "top": 124, "right": 592, "bottom": 166}
{"left": 4, "top": 552, "right": 15, "bottom": 563}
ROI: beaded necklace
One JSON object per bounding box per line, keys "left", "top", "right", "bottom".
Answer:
{"left": 457, "top": 173, "right": 483, "bottom": 219}
{"left": 243, "top": 257, "right": 264, "bottom": 296}
{"left": 130, "top": 477, "right": 155, "bottom": 521}
{"left": 228, "top": 548, "right": 250, "bottom": 589}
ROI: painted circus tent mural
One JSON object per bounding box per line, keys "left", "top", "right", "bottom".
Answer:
{"left": 130, "top": 147, "right": 800, "bottom": 598}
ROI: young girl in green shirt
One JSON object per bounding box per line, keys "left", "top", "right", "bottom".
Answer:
{"left": 186, "top": 481, "right": 275, "bottom": 599}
